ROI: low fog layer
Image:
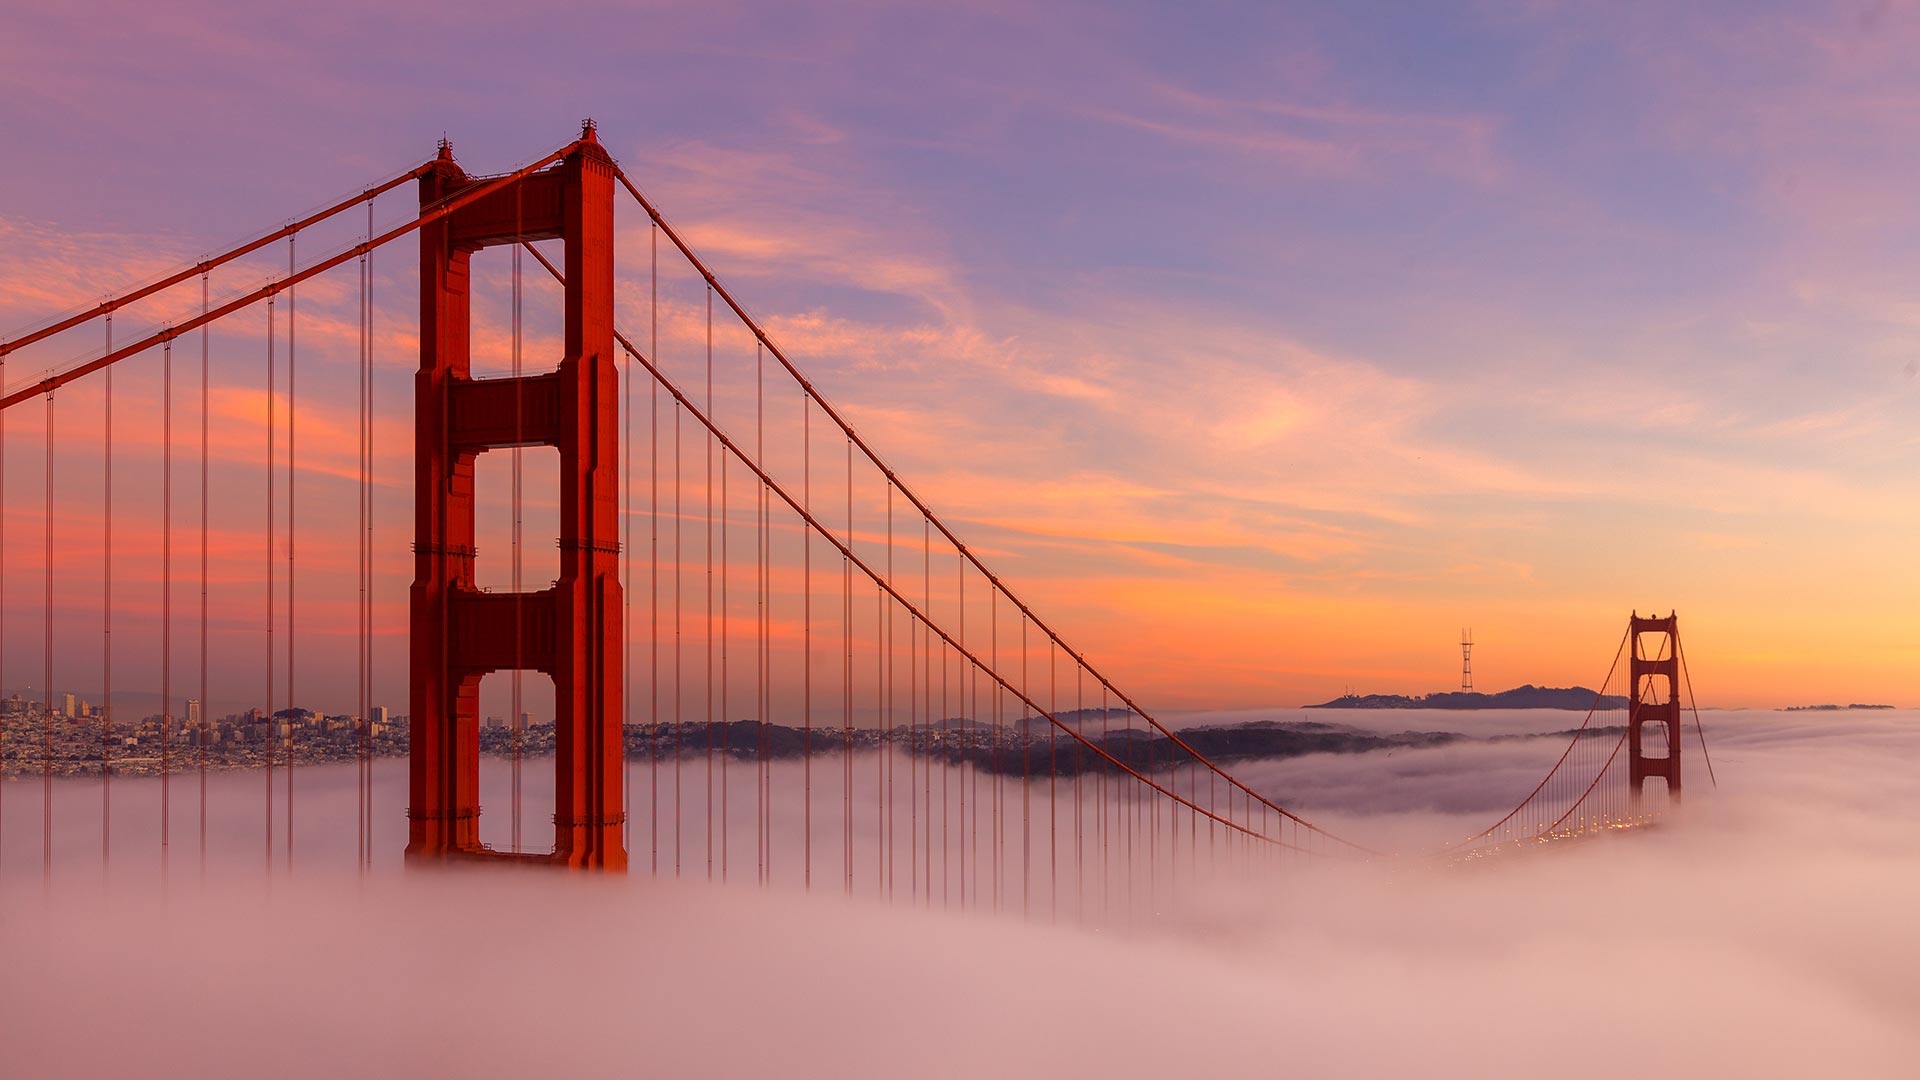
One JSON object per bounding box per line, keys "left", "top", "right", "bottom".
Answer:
{"left": 2, "top": 709, "right": 1916, "bottom": 1077}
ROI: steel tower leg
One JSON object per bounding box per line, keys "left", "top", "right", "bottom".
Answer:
{"left": 407, "top": 126, "right": 626, "bottom": 869}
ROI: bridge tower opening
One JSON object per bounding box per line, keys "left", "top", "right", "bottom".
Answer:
{"left": 1628, "top": 611, "right": 1682, "bottom": 811}
{"left": 407, "top": 125, "right": 626, "bottom": 869}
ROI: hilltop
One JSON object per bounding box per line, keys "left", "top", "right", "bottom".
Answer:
{"left": 1306, "top": 684, "right": 1628, "bottom": 710}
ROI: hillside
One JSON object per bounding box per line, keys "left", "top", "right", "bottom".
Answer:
{"left": 1306, "top": 684, "right": 1628, "bottom": 710}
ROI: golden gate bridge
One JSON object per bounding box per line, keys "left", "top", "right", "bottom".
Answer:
{"left": 0, "top": 124, "right": 1712, "bottom": 908}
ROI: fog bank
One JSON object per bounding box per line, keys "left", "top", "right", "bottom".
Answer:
{"left": 2, "top": 709, "right": 1916, "bottom": 1078}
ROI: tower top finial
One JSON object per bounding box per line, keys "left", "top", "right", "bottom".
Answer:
{"left": 436, "top": 135, "right": 454, "bottom": 161}
{"left": 581, "top": 117, "right": 598, "bottom": 143}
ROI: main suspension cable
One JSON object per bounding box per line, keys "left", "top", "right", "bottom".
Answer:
{"left": 599, "top": 330, "right": 1315, "bottom": 851}
{"left": 1677, "top": 633, "right": 1718, "bottom": 789}
{"left": 2, "top": 145, "right": 575, "bottom": 414}
{"left": 610, "top": 167, "right": 1359, "bottom": 852}
{"left": 0, "top": 166, "right": 431, "bottom": 363}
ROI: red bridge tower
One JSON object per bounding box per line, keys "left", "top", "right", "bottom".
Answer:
{"left": 407, "top": 127, "right": 626, "bottom": 869}
{"left": 1628, "top": 611, "right": 1682, "bottom": 810}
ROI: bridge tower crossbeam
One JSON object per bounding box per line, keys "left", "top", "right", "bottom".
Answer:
{"left": 1627, "top": 611, "right": 1682, "bottom": 809}
{"left": 406, "top": 127, "right": 625, "bottom": 869}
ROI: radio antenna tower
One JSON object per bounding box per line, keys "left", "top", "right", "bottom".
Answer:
{"left": 1460, "top": 629, "right": 1474, "bottom": 692}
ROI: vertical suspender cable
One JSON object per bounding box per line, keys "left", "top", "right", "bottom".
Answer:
{"left": 843, "top": 435, "right": 851, "bottom": 895}
{"left": 999, "top": 612, "right": 1009, "bottom": 909}
{"left": 161, "top": 338, "right": 173, "bottom": 866}
{"left": 511, "top": 207, "right": 524, "bottom": 856}
{"left": 1121, "top": 691, "right": 1128, "bottom": 910}
{"left": 1185, "top": 696, "right": 1194, "bottom": 871}
{"left": 760, "top": 338, "right": 768, "bottom": 883}
{"left": 673, "top": 401, "right": 682, "bottom": 876}
{"left": 956, "top": 553, "right": 960, "bottom": 899}
{"left": 923, "top": 516, "right": 931, "bottom": 905}
{"left": 649, "top": 223, "right": 659, "bottom": 876}
{"left": 0, "top": 331, "right": 6, "bottom": 869}
{"left": 199, "top": 272, "right": 210, "bottom": 872}
{"left": 940, "top": 594, "right": 948, "bottom": 906}
{"left": 357, "top": 231, "right": 368, "bottom": 872}
{"left": 876, "top": 581, "right": 884, "bottom": 896}
{"left": 265, "top": 294, "right": 275, "bottom": 872}
{"left": 904, "top": 494, "right": 915, "bottom": 903}
{"left": 1677, "top": 635, "right": 1718, "bottom": 789}
{"left": 905, "top": 493, "right": 916, "bottom": 902}
{"left": 622, "top": 229, "right": 634, "bottom": 858}
{"left": 363, "top": 208, "right": 376, "bottom": 866}
{"left": 719, "top": 404, "right": 729, "bottom": 879}
{"left": 958, "top": 559, "right": 966, "bottom": 908}
{"left": 759, "top": 344, "right": 771, "bottom": 885}
{"left": 886, "top": 485, "right": 894, "bottom": 899}
{"left": 103, "top": 316, "right": 113, "bottom": 871}
{"left": 989, "top": 591, "right": 998, "bottom": 910}
{"left": 1147, "top": 669, "right": 1155, "bottom": 902}
{"left": 285, "top": 238, "right": 296, "bottom": 869}
{"left": 44, "top": 391, "right": 55, "bottom": 883}
{"left": 705, "top": 286, "right": 713, "bottom": 880}
{"left": 803, "top": 393, "right": 811, "bottom": 891}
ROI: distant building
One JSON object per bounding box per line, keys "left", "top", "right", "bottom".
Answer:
{"left": 371, "top": 705, "right": 389, "bottom": 727}
{"left": 485, "top": 715, "right": 506, "bottom": 731}
{"left": 61, "top": 692, "right": 75, "bottom": 718}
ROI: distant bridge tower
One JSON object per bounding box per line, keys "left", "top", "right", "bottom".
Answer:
{"left": 406, "top": 124, "right": 626, "bottom": 870}
{"left": 1460, "top": 629, "right": 1473, "bottom": 692}
{"left": 1628, "top": 611, "right": 1682, "bottom": 809}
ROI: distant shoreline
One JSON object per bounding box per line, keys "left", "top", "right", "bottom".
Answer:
{"left": 1779, "top": 703, "right": 1895, "bottom": 711}
{"left": 1306, "top": 685, "right": 1628, "bottom": 710}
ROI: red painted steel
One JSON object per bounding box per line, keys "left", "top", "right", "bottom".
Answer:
{"left": 611, "top": 168, "right": 1362, "bottom": 852}
{"left": 407, "top": 127, "right": 626, "bottom": 870}
{"left": 0, "top": 127, "right": 1710, "bottom": 890}
{"left": 0, "top": 149, "right": 568, "bottom": 414}
{"left": 1629, "top": 612, "right": 1683, "bottom": 807}
{"left": 0, "top": 167, "right": 429, "bottom": 362}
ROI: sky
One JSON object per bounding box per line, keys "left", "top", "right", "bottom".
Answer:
{"left": 1, "top": 0, "right": 1917, "bottom": 712}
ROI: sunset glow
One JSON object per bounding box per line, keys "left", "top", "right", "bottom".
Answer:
{"left": 5, "top": 6, "right": 1920, "bottom": 1079}
{"left": 6, "top": 4, "right": 1915, "bottom": 714}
